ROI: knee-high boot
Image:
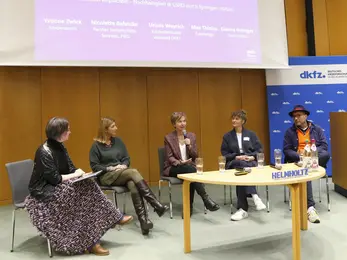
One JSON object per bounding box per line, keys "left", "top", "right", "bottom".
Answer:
{"left": 194, "top": 183, "right": 220, "bottom": 211}
{"left": 131, "top": 192, "right": 153, "bottom": 235}
{"left": 135, "top": 180, "right": 169, "bottom": 217}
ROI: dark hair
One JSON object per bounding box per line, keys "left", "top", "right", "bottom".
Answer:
{"left": 231, "top": 109, "right": 247, "bottom": 124}
{"left": 45, "top": 117, "right": 69, "bottom": 140}
{"left": 170, "top": 112, "right": 187, "bottom": 126}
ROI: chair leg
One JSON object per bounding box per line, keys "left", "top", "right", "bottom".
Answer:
{"left": 288, "top": 189, "right": 292, "bottom": 211}
{"left": 224, "top": 185, "right": 226, "bottom": 205}
{"left": 266, "top": 185, "right": 270, "bottom": 213}
{"left": 229, "top": 186, "right": 232, "bottom": 204}
{"left": 319, "top": 178, "right": 322, "bottom": 203}
{"left": 114, "top": 192, "right": 118, "bottom": 208}
{"left": 123, "top": 193, "right": 127, "bottom": 213}
{"left": 158, "top": 180, "right": 162, "bottom": 201}
{"left": 168, "top": 181, "right": 173, "bottom": 219}
{"left": 326, "top": 174, "right": 331, "bottom": 212}
{"left": 11, "top": 209, "right": 16, "bottom": 252}
{"left": 284, "top": 186, "right": 287, "bottom": 203}
{"left": 47, "top": 238, "right": 53, "bottom": 257}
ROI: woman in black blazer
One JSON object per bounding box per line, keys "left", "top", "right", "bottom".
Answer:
{"left": 221, "top": 110, "right": 266, "bottom": 221}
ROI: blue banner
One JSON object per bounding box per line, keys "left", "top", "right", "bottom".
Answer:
{"left": 266, "top": 56, "right": 347, "bottom": 176}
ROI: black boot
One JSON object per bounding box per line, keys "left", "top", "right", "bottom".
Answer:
{"left": 194, "top": 183, "right": 220, "bottom": 211}
{"left": 136, "top": 180, "right": 169, "bottom": 217}
{"left": 131, "top": 193, "right": 153, "bottom": 235}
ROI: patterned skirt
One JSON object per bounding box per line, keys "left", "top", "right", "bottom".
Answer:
{"left": 25, "top": 179, "right": 123, "bottom": 255}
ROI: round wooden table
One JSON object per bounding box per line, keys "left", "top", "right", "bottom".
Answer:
{"left": 177, "top": 163, "right": 326, "bottom": 260}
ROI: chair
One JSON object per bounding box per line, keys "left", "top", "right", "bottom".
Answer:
{"left": 97, "top": 182, "right": 129, "bottom": 213}
{"left": 5, "top": 159, "right": 53, "bottom": 257}
{"left": 157, "top": 147, "right": 206, "bottom": 219}
{"left": 97, "top": 180, "right": 149, "bottom": 215}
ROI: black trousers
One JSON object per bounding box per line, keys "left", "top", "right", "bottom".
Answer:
{"left": 229, "top": 160, "right": 258, "bottom": 212}
{"left": 169, "top": 164, "right": 206, "bottom": 208}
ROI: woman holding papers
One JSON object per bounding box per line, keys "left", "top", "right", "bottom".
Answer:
{"left": 26, "top": 117, "right": 133, "bottom": 256}
{"left": 221, "top": 110, "right": 266, "bottom": 221}
{"left": 89, "top": 117, "right": 169, "bottom": 236}
{"left": 163, "top": 112, "right": 220, "bottom": 217}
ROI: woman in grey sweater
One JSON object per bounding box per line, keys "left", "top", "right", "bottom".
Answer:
{"left": 89, "top": 117, "right": 168, "bottom": 235}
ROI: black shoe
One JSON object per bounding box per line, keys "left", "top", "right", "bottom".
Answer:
{"left": 131, "top": 193, "right": 153, "bottom": 235}
{"left": 136, "top": 180, "right": 169, "bottom": 217}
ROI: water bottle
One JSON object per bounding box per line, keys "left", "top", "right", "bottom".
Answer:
{"left": 310, "top": 139, "right": 319, "bottom": 171}
{"left": 303, "top": 140, "right": 312, "bottom": 169}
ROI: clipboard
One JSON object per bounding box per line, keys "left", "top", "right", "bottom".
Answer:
{"left": 71, "top": 170, "right": 103, "bottom": 183}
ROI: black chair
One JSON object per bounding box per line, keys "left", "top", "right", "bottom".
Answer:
{"left": 157, "top": 147, "right": 206, "bottom": 219}
{"left": 96, "top": 177, "right": 149, "bottom": 215}
{"left": 97, "top": 182, "right": 129, "bottom": 213}
{"left": 6, "top": 159, "right": 53, "bottom": 257}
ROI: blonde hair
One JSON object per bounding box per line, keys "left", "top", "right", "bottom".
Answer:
{"left": 94, "top": 117, "right": 115, "bottom": 143}
{"left": 170, "top": 112, "right": 187, "bottom": 126}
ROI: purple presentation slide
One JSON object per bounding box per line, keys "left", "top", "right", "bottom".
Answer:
{"left": 35, "top": 0, "right": 261, "bottom": 64}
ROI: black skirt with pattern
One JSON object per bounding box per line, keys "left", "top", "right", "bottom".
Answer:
{"left": 25, "top": 179, "right": 123, "bottom": 255}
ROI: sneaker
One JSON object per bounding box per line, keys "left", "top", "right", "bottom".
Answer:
{"left": 254, "top": 197, "right": 267, "bottom": 211}
{"left": 307, "top": 207, "right": 320, "bottom": 223}
{"left": 230, "top": 209, "right": 248, "bottom": 221}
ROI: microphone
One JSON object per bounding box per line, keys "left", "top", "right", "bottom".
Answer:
{"left": 182, "top": 129, "right": 189, "bottom": 147}
{"left": 183, "top": 129, "right": 187, "bottom": 139}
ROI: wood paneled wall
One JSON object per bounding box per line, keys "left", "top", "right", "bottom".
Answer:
{"left": 313, "top": 0, "right": 347, "bottom": 56}
{"left": 0, "top": 0, "right": 311, "bottom": 204}
{"left": 284, "top": 0, "right": 308, "bottom": 56}
{"left": 0, "top": 67, "right": 268, "bottom": 204}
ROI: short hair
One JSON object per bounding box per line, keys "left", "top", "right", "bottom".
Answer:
{"left": 170, "top": 112, "right": 187, "bottom": 126}
{"left": 231, "top": 109, "right": 247, "bottom": 124}
{"left": 94, "top": 117, "right": 116, "bottom": 143}
{"left": 45, "top": 117, "right": 69, "bottom": 140}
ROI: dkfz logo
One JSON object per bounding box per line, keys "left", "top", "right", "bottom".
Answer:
{"left": 300, "top": 71, "right": 326, "bottom": 79}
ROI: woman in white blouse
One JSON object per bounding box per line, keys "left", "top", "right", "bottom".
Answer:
{"left": 221, "top": 110, "right": 266, "bottom": 221}
{"left": 163, "top": 112, "right": 220, "bottom": 216}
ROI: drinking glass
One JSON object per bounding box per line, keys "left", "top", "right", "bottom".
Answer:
{"left": 274, "top": 149, "right": 282, "bottom": 167}
{"left": 196, "top": 158, "right": 203, "bottom": 175}
{"left": 218, "top": 156, "right": 226, "bottom": 173}
{"left": 257, "top": 153, "right": 264, "bottom": 168}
